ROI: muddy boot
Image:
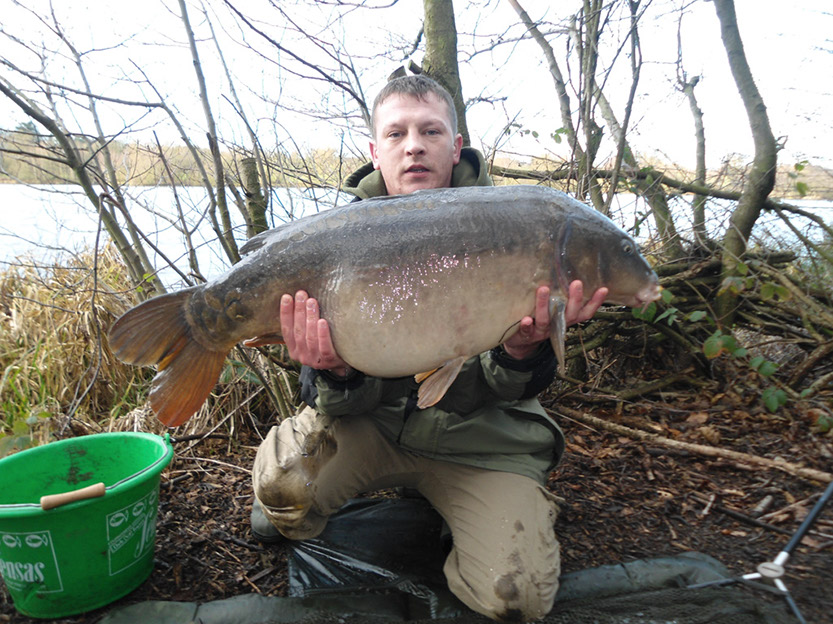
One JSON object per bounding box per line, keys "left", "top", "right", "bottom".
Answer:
{"left": 252, "top": 407, "right": 336, "bottom": 540}
{"left": 250, "top": 498, "right": 283, "bottom": 544}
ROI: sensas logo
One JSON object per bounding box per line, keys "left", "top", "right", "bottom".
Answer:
{"left": 0, "top": 559, "right": 47, "bottom": 584}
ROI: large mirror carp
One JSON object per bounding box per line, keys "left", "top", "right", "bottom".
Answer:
{"left": 109, "top": 185, "right": 661, "bottom": 426}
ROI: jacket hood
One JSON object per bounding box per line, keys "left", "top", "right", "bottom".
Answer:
{"left": 343, "top": 147, "right": 493, "bottom": 200}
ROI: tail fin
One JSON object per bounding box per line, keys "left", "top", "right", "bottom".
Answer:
{"left": 109, "top": 289, "right": 227, "bottom": 427}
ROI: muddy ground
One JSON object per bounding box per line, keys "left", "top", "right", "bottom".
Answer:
{"left": 2, "top": 387, "right": 832, "bottom": 624}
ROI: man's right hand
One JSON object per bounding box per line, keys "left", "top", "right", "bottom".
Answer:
{"left": 281, "top": 290, "right": 350, "bottom": 376}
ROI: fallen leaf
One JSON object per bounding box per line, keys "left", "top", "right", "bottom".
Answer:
{"left": 686, "top": 412, "right": 710, "bottom": 425}
{"left": 721, "top": 529, "right": 748, "bottom": 537}
{"left": 698, "top": 425, "right": 721, "bottom": 445}
{"left": 800, "top": 536, "right": 822, "bottom": 548}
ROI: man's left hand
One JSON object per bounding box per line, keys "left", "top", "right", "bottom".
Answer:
{"left": 502, "top": 282, "right": 607, "bottom": 360}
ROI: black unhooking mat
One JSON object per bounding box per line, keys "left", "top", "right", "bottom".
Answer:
{"left": 100, "top": 498, "right": 794, "bottom": 624}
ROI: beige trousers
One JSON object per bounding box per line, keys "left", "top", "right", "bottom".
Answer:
{"left": 252, "top": 407, "right": 561, "bottom": 622}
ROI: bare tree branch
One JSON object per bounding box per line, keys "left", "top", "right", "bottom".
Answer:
{"left": 178, "top": 0, "right": 239, "bottom": 263}
{"left": 224, "top": 0, "right": 370, "bottom": 126}
{"left": 712, "top": 0, "right": 778, "bottom": 323}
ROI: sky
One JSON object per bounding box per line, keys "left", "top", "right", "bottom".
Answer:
{"left": 459, "top": 0, "right": 833, "bottom": 169}
{"left": 0, "top": 0, "right": 830, "bottom": 278}
{"left": 0, "top": 0, "right": 831, "bottom": 171}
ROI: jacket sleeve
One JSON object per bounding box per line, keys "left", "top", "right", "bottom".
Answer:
{"left": 299, "top": 365, "right": 386, "bottom": 417}
{"left": 479, "top": 341, "right": 558, "bottom": 401}
{"left": 299, "top": 340, "right": 556, "bottom": 417}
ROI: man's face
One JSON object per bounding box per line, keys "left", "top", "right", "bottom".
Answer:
{"left": 369, "top": 93, "right": 463, "bottom": 196}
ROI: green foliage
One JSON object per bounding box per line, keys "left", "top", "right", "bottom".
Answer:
{"left": 761, "top": 387, "right": 788, "bottom": 413}
{"left": 633, "top": 288, "right": 792, "bottom": 415}
{"left": 703, "top": 329, "right": 747, "bottom": 359}
{"left": 759, "top": 282, "right": 791, "bottom": 302}
{"left": 702, "top": 330, "right": 793, "bottom": 413}
{"left": 0, "top": 411, "right": 52, "bottom": 458}
{"left": 0, "top": 350, "right": 58, "bottom": 457}
{"left": 220, "top": 358, "right": 264, "bottom": 385}
{"left": 719, "top": 262, "right": 792, "bottom": 305}
{"left": 631, "top": 301, "right": 656, "bottom": 322}
{"left": 700, "top": 329, "right": 793, "bottom": 413}
{"left": 503, "top": 124, "right": 569, "bottom": 144}
{"left": 632, "top": 289, "right": 702, "bottom": 327}
{"left": 812, "top": 412, "right": 833, "bottom": 434}
{"left": 688, "top": 310, "right": 708, "bottom": 322}
{"left": 718, "top": 262, "right": 756, "bottom": 297}
{"left": 748, "top": 356, "right": 778, "bottom": 377}
{"left": 629, "top": 210, "right": 651, "bottom": 238}
{"left": 135, "top": 272, "right": 159, "bottom": 295}
{"left": 550, "top": 128, "right": 567, "bottom": 144}
{"left": 787, "top": 160, "right": 810, "bottom": 198}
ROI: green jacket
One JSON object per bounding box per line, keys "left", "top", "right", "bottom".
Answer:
{"left": 342, "top": 147, "right": 493, "bottom": 198}
{"left": 302, "top": 147, "right": 565, "bottom": 484}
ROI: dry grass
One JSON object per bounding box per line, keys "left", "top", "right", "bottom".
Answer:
{"left": 0, "top": 245, "right": 300, "bottom": 455}
{"left": 0, "top": 246, "right": 149, "bottom": 452}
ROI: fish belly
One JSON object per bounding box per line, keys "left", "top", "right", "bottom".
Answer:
{"left": 321, "top": 251, "right": 549, "bottom": 377}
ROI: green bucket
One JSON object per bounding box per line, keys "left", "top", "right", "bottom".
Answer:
{"left": 0, "top": 432, "right": 173, "bottom": 619}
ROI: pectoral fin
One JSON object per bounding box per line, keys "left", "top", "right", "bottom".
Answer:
{"left": 242, "top": 333, "right": 285, "bottom": 348}
{"left": 414, "top": 368, "right": 438, "bottom": 383}
{"left": 549, "top": 296, "right": 567, "bottom": 375}
{"left": 415, "top": 356, "right": 467, "bottom": 409}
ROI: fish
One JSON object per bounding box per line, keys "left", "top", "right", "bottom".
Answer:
{"left": 108, "top": 185, "right": 661, "bottom": 427}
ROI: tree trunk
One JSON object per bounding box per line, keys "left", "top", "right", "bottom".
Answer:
{"left": 66, "top": 40, "right": 159, "bottom": 286}
{"left": 712, "top": 0, "right": 777, "bottom": 324}
{"left": 242, "top": 156, "right": 268, "bottom": 238}
{"left": 681, "top": 77, "right": 709, "bottom": 248}
{"left": 179, "top": 0, "right": 240, "bottom": 264}
{"left": 422, "top": 0, "right": 470, "bottom": 147}
{"left": 594, "top": 73, "right": 686, "bottom": 259}
{"left": 575, "top": 2, "right": 604, "bottom": 207}
{"left": 509, "top": 0, "right": 588, "bottom": 197}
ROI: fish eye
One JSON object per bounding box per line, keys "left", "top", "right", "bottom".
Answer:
{"left": 621, "top": 240, "right": 634, "bottom": 255}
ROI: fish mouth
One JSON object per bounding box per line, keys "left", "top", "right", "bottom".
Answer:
{"left": 636, "top": 283, "right": 663, "bottom": 310}
{"left": 610, "top": 282, "right": 662, "bottom": 309}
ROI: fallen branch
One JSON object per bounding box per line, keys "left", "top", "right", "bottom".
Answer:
{"left": 550, "top": 406, "right": 833, "bottom": 484}
{"left": 789, "top": 340, "right": 833, "bottom": 386}
{"left": 560, "top": 371, "right": 706, "bottom": 403}
{"left": 690, "top": 492, "right": 792, "bottom": 536}
{"left": 757, "top": 493, "right": 821, "bottom": 523}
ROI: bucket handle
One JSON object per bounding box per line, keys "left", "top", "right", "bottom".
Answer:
{"left": 40, "top": 482, "right": 106, "bottom": 511}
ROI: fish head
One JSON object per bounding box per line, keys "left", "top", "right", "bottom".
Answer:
{"left": 598, "top": 234, "right": 662, "bottom": 307}
{"left": 557, "top": 212, "right": 661, "bottom": 308}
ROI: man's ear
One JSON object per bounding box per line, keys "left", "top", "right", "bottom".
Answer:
{"left": 453, "top": 134, "right": 463, "bottom": 164}
{"left": 369, "top": 140, "right": 381, "bottom": 170}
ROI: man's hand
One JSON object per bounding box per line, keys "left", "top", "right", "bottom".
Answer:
{"left": 281, "top": 290, "right": 350, "bottom": 376}
{"left": 502, "top": 282, "right": 608, "bottom": 361}
{"left": 565, "top": 280, "right": 608, "bottom": 326}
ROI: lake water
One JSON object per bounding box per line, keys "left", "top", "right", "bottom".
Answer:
{"left": 0, "top": 184, "right": 340, "bottom": 285}
{"left": 1, "top": 183, "right": 829, "bottom": 288}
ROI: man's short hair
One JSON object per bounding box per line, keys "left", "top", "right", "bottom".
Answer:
{"left": 370, "top": 74, "right": 458, "bottom": 138}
